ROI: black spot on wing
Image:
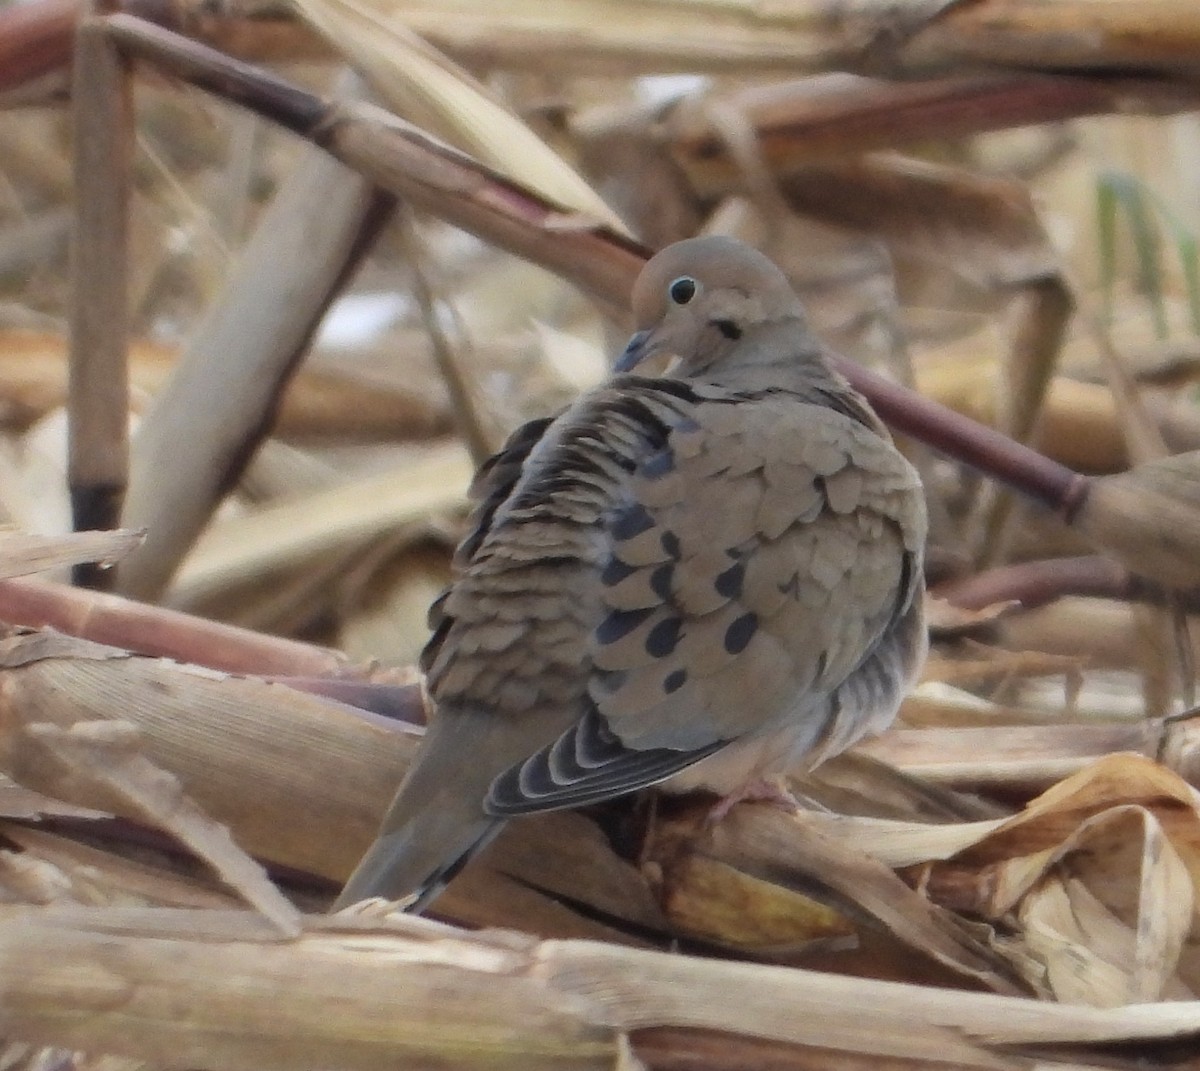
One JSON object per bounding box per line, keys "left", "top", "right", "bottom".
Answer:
{"left": 612, "top": 502, "right": 655, "bottom": 541}
{"left": 649, "top": 562, "right": 674, "bottom": 599}
{"left": 645, "top": 616, "right": 684, "bottom": 657}
{"left": 661, "top": 531, "right": 681, "bottom": 559}
{"left": 724, "top": 612, "right": 758, "bottom": 654}
{"left": 484, "top": 701, "right": 725, "bottom": 816}
{"left": 714, "top": 559, "right": 745, "bottom": 599}
{"left": 601, "top": 556, "right": 638, "bottom": 586}
{"left": 664, "top": 668, "right": 687, "bottom": 693}
{"left": 597, "top": 606, "right": 655, "bottom": 645}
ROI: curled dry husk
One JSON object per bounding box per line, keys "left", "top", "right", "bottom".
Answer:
{"left": 641, "top": 751, "right": 1200, "bottom": 1004}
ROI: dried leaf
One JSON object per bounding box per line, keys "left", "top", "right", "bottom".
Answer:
{"left": 20, "top": 720, "right": 300, "bottom": 936}
{"left": 0, "top": 527, "right": 143, "bottom": 579}
{"left": 291, "top": 0, "right": 629, "bottom": 232}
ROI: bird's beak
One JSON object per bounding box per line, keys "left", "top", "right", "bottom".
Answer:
{"left": 613, "top": 329, "right": 652, "bottom": 373}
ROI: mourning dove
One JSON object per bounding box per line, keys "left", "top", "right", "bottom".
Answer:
{"left": 334, "top": 235, "right": 927, "bottom": 912}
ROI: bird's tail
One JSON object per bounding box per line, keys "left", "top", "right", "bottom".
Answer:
{"left": 331, "top": 710, "right": 509, "bottom": 913}
{"left": 332, "top": 810, "right": 500, "bottom": 913}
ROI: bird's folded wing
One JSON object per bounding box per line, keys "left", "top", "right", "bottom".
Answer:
{"left": 421, "top": 413, "right": 557, "bottom": 678}
{"left": 486, "top": 701, "right": 725, "bottom": 814}
{"left": 485, "top": 385, "right": 925, "bottom": 815}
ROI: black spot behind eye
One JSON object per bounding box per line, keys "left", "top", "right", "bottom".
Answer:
{"left": 669, "top": 276, "right": 697, "bottom": 305}
{"left": 714, "top": 319, "right": 742, "bottom": 340}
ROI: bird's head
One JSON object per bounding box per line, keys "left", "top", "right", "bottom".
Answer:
{"left": 615, "top": 236, "right": 808, "bottom": 377}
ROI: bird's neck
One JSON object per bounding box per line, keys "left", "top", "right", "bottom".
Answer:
{"left": 696, "top": 320, "right": 846, "bottom": 396}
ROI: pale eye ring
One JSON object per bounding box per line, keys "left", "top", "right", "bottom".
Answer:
{"left": 668, "top": 276, "right": 697, "bottom": 305}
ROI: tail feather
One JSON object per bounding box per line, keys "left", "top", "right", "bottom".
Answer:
{"left": 332, "top": 710, "right": 520, "bottom": 913}
{"left": 332, "top": 812, "right": 500, "bottom": 912}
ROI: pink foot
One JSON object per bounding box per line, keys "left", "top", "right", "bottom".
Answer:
{"left": 707, "top": 776, "right": 802, "bottom": 823}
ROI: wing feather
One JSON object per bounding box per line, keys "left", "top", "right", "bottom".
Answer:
{"left": 477, "top": 382, "right": 925, "bottom": 815}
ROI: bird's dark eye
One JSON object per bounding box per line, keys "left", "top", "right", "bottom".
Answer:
{"left": 668, "top": 276, "right": 697, "bottom": 305}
